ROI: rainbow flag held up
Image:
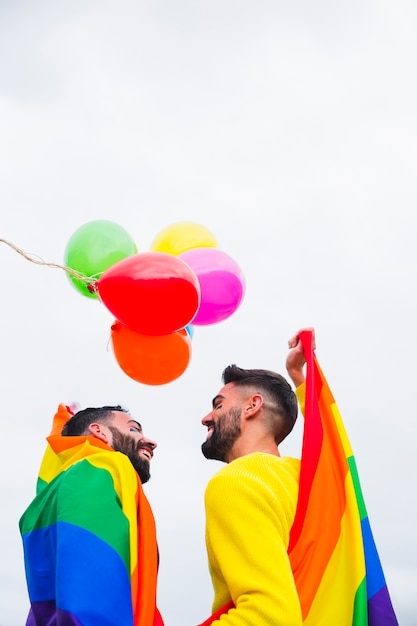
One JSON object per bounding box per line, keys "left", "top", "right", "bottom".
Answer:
{"left": 288, "top": 330, "right": 398, "bottom": 625}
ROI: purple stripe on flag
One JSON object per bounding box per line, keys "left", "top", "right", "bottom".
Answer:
{"left": 368, "top": 586, "right": 399, "bottom": 626}
{"left": 26, "top": 602, "right": 82, "bottom": 625}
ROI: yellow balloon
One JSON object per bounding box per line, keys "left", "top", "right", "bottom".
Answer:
{"left": 150, "top": 222, "right": 219, "bottom": 255}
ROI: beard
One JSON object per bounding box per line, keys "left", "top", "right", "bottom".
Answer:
{"left": 201, "top": 407, "right": 241, "bottom": 462}
{"left": 108, "top": 426, "right": 151, "bottom": 483}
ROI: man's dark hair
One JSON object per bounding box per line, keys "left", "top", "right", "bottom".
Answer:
{"left": 222, "top": 364, "right": 298, "bottom": 443}
{"left": 61, "top": 405, "right": 129, "bottom": 436}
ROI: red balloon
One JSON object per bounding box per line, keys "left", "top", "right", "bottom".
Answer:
{"left": 96, "top": 251, "right": 201, "bottom": 335}
{"left": 111, "top": 321, "right": 192, "bottom": 385}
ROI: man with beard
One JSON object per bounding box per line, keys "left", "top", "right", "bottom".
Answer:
{"left": 198, "top": 330, "right": 313, "bottom": 626}
{"left": 19, "top": 404, "right": 164, "bottom": 626}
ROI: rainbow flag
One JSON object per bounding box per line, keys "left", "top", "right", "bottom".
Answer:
{"left": 20, "top": 405, "right": 163, "bottom": 626}
{"left": 288, "top": 330, "right": 398, "bottom": 625}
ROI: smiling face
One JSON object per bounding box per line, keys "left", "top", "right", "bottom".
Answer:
{"left": 201, "top": 383, "right": 243, "bottom": 463}
{"left": 105, "top": 411, "right": 157, "bottom": 483}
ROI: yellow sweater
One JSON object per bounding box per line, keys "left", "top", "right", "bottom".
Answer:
{"left": 204, "top": 452, "right": 303, "bottom": 625}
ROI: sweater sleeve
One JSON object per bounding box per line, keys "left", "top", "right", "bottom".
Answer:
{"left": 204, "top": 457, "right": 302, "bottom": 626}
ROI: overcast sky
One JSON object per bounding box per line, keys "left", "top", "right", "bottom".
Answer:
{"left": 1, "top": 1, "right": 416, "bottom": 624}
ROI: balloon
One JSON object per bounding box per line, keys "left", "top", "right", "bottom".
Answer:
{"left": 179, "top": 248, "right": 245, "bottom": 325}
{"left": 97, "top": 251, "right": 201, "bottom": 335}
{"left": 64, "top": 220, "right": 138, "bottom": 298}
{"left": 111, "top": 321, "right": 192, "bottom": 385}
{"left": 150, "top": 222, "right": 218, "bottom": 256}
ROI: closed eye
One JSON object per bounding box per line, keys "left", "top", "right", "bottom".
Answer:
{"left": 128, "top": 419, "right": 143, "bottom": 434}
{"left": 212, "top": 394, "right": 225, "bottom": 411}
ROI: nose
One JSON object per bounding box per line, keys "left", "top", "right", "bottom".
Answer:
{"left": 142, "top": 435, "right": 157, "bottom": 450}
{"left": 201, "top": 412, "right": 212, "bottom": 426}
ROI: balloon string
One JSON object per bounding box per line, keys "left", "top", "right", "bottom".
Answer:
{"left": 0, "top": 237, "right": 99, "bottom": 290}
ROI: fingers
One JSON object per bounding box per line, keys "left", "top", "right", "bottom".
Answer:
{"left": 287, "top": 327, "right": 316, "bottom": 350}
{"left": 287, "top": 334, "right": 300, "bottom": 349}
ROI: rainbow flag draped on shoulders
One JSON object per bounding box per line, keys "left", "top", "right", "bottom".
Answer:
{"left": 19, "top": 404, "right": 163, "bottom": 626}
{"left": 288, "top": 330, "right": 398, "bottom": 625}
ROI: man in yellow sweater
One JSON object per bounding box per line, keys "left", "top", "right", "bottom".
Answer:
{"left": 199, "top": 330, "right": 311, "bottom": 626}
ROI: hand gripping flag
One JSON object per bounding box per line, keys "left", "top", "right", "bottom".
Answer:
{"left": 287, "top": 330, "right": 398, "bottom": 625}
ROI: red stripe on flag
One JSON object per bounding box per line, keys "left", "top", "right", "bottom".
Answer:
{"left": 288, "top": 331, "right": 350, "bottom": 619}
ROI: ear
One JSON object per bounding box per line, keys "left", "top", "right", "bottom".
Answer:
{"left": 88, "top": 422, "right": 110, "bottom": 444}
{"left": 243, "top": 394, "right": 264, "bottom": 419}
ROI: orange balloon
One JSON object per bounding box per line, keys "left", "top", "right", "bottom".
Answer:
{"left": 111, "top": 321, "right": 192, "bottom": 385}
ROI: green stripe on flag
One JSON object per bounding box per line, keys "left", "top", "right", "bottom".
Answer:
{"left": 347, "top": 456, "right": 368, "bottom": 520}
{"left": 20, "top": 459, "right": 130, "bottom": 571}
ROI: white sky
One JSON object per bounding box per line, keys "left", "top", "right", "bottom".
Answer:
{"left": 1, "top": 1, "right": 416, "bottom": 624}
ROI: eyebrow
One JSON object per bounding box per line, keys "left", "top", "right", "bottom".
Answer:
{"left": 212, "top": 394, "right": 225, "bottom": 408}
{"left": 128, "top": 420, "right": 142, "bottom": 431}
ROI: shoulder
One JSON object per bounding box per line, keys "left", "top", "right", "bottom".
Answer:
{"left": 206, "top": 453, "right": 300, "bottom": 507}
{"left": 210, "top": 453, "right": 300, "bottom": 483}
{"left": 78, "top": 449, "right": 138, "bottom": 485}
{"left": 205, "top": 454, "right": 300, "bottom": 537}
{"left": 57, "top": 450, "right": 139, "bottom": 499}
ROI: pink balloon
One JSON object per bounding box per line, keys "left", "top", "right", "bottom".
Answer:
{"left": 179, "top": 248, "right": 245, "bottom": 325}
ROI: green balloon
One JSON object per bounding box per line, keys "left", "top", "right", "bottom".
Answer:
{"left": 64, "top": 220, "right": 138, "bottom": 298}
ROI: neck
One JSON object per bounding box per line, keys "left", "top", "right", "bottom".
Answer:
{"left": 226, "top": 437, "right": 280, "bottom": 463}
